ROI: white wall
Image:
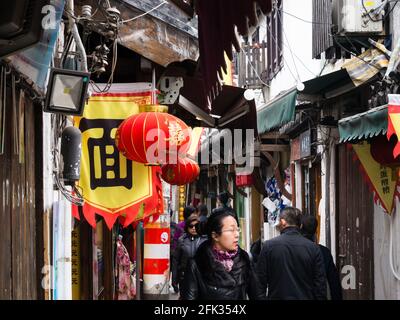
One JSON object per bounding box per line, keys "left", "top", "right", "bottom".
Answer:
{"left": 259, "top": 0, "right": 324, "bottom": 102}
{"left": 374, "top": 199, "right": 400, "bottom": 299}
{"left": 372, "top": 2, "right": 400, "bottom": 300}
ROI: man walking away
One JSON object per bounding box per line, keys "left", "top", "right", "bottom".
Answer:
{"left": 300, "top": 215, "right": 343, "bottom": 300}
{"left": 197, "top": 204, "right": 209, "bottom": 223}
{"left": 256, "top": 207, "right": 327, "bottom": 300}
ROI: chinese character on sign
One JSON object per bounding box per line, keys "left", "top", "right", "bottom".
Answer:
{"left": 79, "top": 119, "right": 133, "bottom": 190}
{"left": 383, "top": 187, "right": 390, "bottom": 194}
{"left": 167, "top": 121, "right": 185, "bottom": 146}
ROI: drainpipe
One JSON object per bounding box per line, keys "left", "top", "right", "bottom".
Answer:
{"left": 136, "top": 222, "right": 143, "bottom": 300}
{"left": 325, "top": 144, "right": 331, "bottom": 249}
{"left": 66, "top": 0, "right": 88, "bottom": 72}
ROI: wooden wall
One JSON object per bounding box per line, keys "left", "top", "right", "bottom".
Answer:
{"left": 0, "top": 87, "right": 42, "bottom": 299}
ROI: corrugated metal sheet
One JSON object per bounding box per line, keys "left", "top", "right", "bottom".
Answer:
{"left": 312, "top": 0, "right": 334, "bottom": 59}
{"left": 0, "top": 88, "right": 39, "bottom": 299}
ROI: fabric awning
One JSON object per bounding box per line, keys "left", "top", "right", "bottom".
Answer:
{"left": 298, "top": 69, "right": 355, "bottom": 100}
{"left": 257, "top": 89, "right": 297, "bottom": 134}
{"left": 339, "top": 105, "right": 388, "bottom": 143}
{"left": 196, "top": 0, "right": 272, "bottom": 98}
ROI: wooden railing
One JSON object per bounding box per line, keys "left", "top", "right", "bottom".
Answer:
{"left": 238, "top": 41, "right": 267, "bottom": 89}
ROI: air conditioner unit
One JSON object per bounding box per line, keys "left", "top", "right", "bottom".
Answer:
{"left": 332, "top": 0, "right": 384, "bottom": 34}
{"left": 0, "top": 0, "right": 49, "bottom": 58}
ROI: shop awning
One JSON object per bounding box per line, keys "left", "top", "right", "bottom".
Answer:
{"left": 196, "top": 0, "right": 272, "bottom": 98}
{"left": 257, "top": 89, "right": 297, "bottom": 134}
{"left": 338, "top": 105, "right": 388, "bottom": 143}
{"left": 298, "top": 69, "right": 355, "bottom": 101}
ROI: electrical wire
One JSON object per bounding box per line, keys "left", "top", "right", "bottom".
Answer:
{"left": 278, "top": 10, "right": 306, "bottom": 82}
{"left": 51, "top": 111, "right": 84, "bottom": 206}
{"left": 262, "top": 20, "right": 300, "bottom": 85}
{"left": 361, "top": 0, "right": 399, "bottom": 22}
{"left": 90, "top": 26, "right": 119, "bottom": 93}
{"left": 332, "top": 35, "right": 383, "bottom": 71}
{"left": 121, "top": 0, "right": 168, "bottom": 23}
{"left": 282, "top": 10, "right": 332, "bottom": 25}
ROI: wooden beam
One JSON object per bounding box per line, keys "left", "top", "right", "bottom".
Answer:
{"left": 168, "top": 0, "right": 194, "bottom": 17}
{"left": 75, "top": 0, "right": 199, "bottom": 67}
{"left": 260, "top": 132, "right": 289, "bottom": 140}
{"left": 260, "top": 144, "right": 290, "bottom": 152}
{"left": 178, "top": 95, "right": 215, "bottom": 126}
{"left": 117, "top": 0, "right": 199, "bottom": 66}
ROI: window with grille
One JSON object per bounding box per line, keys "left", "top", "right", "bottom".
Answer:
{"left": 266, "top": 0, "right": 283, "bottom": 81}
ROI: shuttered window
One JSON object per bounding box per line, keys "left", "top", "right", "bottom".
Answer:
{"left": 266, "top": 0, "right": 283, "bottom": 81}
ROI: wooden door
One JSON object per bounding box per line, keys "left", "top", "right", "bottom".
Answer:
{"left": 337, "top": 144, "right": 374, "bottom": 300}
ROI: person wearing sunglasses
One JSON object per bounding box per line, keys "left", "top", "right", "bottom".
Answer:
{"left": 171, "top": 214, "right": 207, "bottom": 296}
{"left": 181, "top": 210, "right": 264, "bottom": 300}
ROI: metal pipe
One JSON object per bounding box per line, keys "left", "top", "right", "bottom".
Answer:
{"left": 67, "top": 0, "right": 88, "bottom": 72}
{"left": 325, "top": 146, "right": 331, "bottom": 249}
{"left": 136, "top": 222, "right": 143, "bottom": 300}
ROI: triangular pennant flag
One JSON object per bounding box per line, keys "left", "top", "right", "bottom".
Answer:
{"left": 352, "top": 142, "right": 399, "bottom": 214}
{"left": 71, "top": 204, "right": 80, "bottom": 220}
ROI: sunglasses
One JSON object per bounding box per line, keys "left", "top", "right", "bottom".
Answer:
{"left": 189, "top": 223, "right": 198, "bottom": 228}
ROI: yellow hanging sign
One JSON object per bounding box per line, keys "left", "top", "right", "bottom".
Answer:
{"left": 352, "top": 142, "right": 399, "bottom": 214}
{"left": 73, "top": 91, "right": 163, "bottom": 228}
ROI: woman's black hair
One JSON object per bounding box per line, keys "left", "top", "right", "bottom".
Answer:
{"left": 184, "top": 214, "right": 199, "bottom": 233}
{"left": 217, "top": 192, "right": 232, "bottom": 207}
{"left": 196, "top": 209, "right": 239, "bottom": 239}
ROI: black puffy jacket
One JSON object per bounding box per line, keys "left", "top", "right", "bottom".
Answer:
{"left": 171, "top": 233, "right": 207, "bottom": 287}
{"left": 256, "top": 227, "right": 327, "bottom": 300}
{"left": 181, "top": 240, "right": 265, "bottom": 300}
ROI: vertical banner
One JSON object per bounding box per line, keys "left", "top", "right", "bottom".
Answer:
{"left": 73, "top": 84, "right": 163, "bottom": 229}
{"left": 71, "top": 228, "right": 80, "bottom": 300}
{"left": 387, "top": 94, "right": 400, "bottom": 157}
{"left": 53, "top": 200, "right": 72, "bottom": 300}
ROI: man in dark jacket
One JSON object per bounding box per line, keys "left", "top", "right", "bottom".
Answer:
{"left": 300, "top": 215, "right": 343, "bottom": 300}
{"left": 256, "top": 207, "right": 327, "bottom": 300}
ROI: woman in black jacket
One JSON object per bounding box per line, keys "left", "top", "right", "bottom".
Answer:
{"left": 181, "top": 210, "right": 264, "bottom": 300}
{"left": 171, "top": 214, "right": 207, "bottom": 295}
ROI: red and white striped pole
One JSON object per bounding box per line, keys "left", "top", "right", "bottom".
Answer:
{"left": 143, "top": 215, "right": 170, "bottom": 298}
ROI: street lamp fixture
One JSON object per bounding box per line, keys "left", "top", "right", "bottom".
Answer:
{"left": 44, "top": 68, "right": 90, "bottom": 116}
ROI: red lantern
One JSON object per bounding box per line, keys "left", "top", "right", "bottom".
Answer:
{"left": 115, "top": 105, "right": 191, "bottom": 164}
{"left": 370, "top": 135, "right": 400, "bottom": 167}
{"left": 161, "top": 157, "right": 200, "bottom": 185}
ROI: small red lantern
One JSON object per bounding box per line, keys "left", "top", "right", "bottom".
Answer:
{"left": 161, "top": 157, "right": 200, "bottom": 185}
{"left": 115, "top": 105, "right": 191, "bottom": 164}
